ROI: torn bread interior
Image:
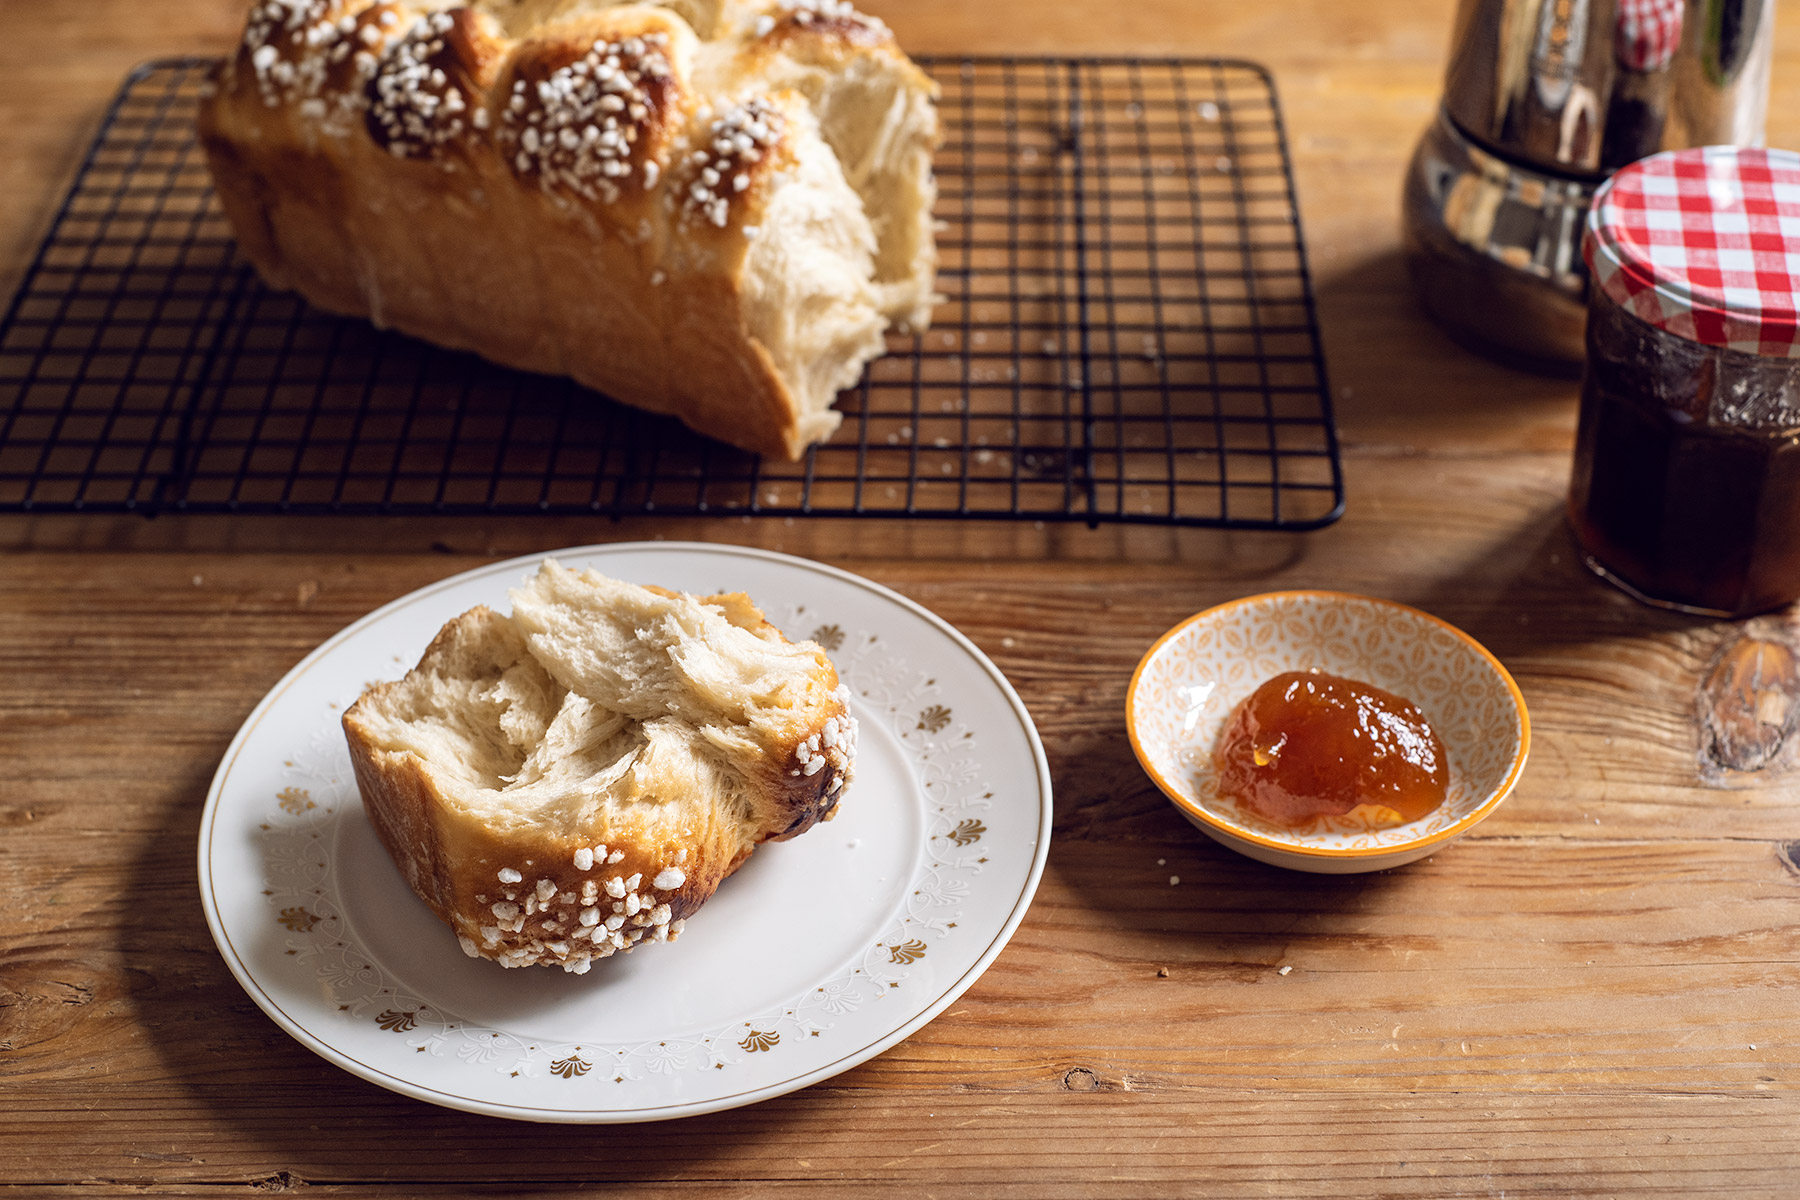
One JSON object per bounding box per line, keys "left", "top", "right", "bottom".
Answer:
{"left": 342, "top": 559, "right": 856, "bottom": 972}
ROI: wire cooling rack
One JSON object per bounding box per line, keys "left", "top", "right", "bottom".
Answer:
{"left": 0, "top": 56, "right": 1342, "bottom": 526}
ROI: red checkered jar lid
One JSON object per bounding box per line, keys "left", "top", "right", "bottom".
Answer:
{"left": 1615, "top": 0, "right": 1684, "bottom": 73}
{"left": 1584, "top": 146, "right": 1800, "bottom": 359}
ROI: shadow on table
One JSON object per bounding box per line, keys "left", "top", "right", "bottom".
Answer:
{"left": 1045, "top": 728, "right": 1418, "bottom": 982}
{"left": 115, "top": 747, "right": 933, "bottom": 1185}
{"left": 122, "top": 837, "right": 900, "bottom": 1186}
{"left": 1388, "top": 489, "right": 1712, "bottom": 668}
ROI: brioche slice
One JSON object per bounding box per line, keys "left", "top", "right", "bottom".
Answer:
{"left": 342, "top": 560, "right": 856, "bottom": 972}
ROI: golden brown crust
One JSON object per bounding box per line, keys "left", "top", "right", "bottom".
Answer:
{"left": 493, "top": 15, "right": 685, "bottom": 211}
{"left": 363, "top": 6, "right": 507, "bottom": 158}
{"left": 345, "top": 720, "right": 458, "bottom": 924}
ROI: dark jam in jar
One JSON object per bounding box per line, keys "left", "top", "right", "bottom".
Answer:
{"left": 1569, "top": 289, "right": 1800, "bottom": 617}
{"left": 1213, "top": 670, "right": 1449, "bottom": 827}
{"left": 1569, "top": 147, "right": 1800, "bottom": 619}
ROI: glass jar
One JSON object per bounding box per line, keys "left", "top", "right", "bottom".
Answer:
{"left": 1567, "top": 146, "right": 1800, "bottom": 619}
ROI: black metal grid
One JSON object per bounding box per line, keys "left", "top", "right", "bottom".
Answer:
{"left": 0, "top": 56, "right": 1343, "bottom": 527}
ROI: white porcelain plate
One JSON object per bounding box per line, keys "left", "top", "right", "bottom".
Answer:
{"left": 198, "top": 543, "right": 1052, "bottom": 1123}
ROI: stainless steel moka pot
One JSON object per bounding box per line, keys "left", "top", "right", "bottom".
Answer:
{"left": 1403, "top": 0, "right": 1776, "bottom": 371}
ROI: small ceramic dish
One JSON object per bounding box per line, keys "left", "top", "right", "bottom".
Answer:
{"left": 1126, "top": 591, "right": 1529, "bottom": 873}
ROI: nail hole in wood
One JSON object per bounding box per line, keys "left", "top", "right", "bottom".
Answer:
{"left": 1062, "top": 1067, "right": 1100, "bottom": 1092}
{"left": 1697, "top": 622, "right": 1800, "bottom": 783}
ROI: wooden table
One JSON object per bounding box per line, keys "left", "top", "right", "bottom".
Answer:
{"left": 6, "top": 1, "right": 1800, "bottom": 1194}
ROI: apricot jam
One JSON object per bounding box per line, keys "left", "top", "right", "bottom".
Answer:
{"left": 1213, "top": 670, "right": 1449, "bottom": 827}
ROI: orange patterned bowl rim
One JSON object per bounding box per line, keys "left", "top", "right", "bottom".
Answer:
{"left": 1125, "top": 590, "right": 1531, "bottom": 859}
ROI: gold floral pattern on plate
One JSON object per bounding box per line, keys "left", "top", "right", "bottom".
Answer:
{"left": 945, "top": 819, "right": 986, "bottom": 847}
{"left": 377, "top": 1009, "right": 418, "bottom": 1033}
{"left": 551, "top": 1055, "right": 592, "bottom": 1079}
{"left": 737, "top": 1030, "right": 780, "bottom": 1053}
{"left": 276, "top": 786, "right": 314, "bottom": 815}
{"left": 277, "top": 906, "right": 318, "bottom": 932}
{"left": 887, "top": 939, "right": 927, "bottom": 965}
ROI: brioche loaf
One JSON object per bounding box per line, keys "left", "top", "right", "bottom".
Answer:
{"left": 342, "top": 560, "right": 857, "bottom": 972}
{"left": 198, "top": 0, "right": 939, "bottom": 459}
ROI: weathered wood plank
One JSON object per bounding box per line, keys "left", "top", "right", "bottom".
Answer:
{"left": 7, "top": 830, "right": 1799, "bottom": 1090}
{"left": 4, "top": 1088, "right": 1800, "bottom": 1195}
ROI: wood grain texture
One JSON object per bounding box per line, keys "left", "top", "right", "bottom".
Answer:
{"left": 5, "top": 0, "right": 1800, "bottom": 1195}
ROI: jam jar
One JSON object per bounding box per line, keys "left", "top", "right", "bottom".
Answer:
{"left": 1568, "top": 147, "right": 1800, "bottom": 618}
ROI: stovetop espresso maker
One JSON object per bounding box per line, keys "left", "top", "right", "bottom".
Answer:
{"left": 1403, "top": 0, "right": 1776, "bottom": 371}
